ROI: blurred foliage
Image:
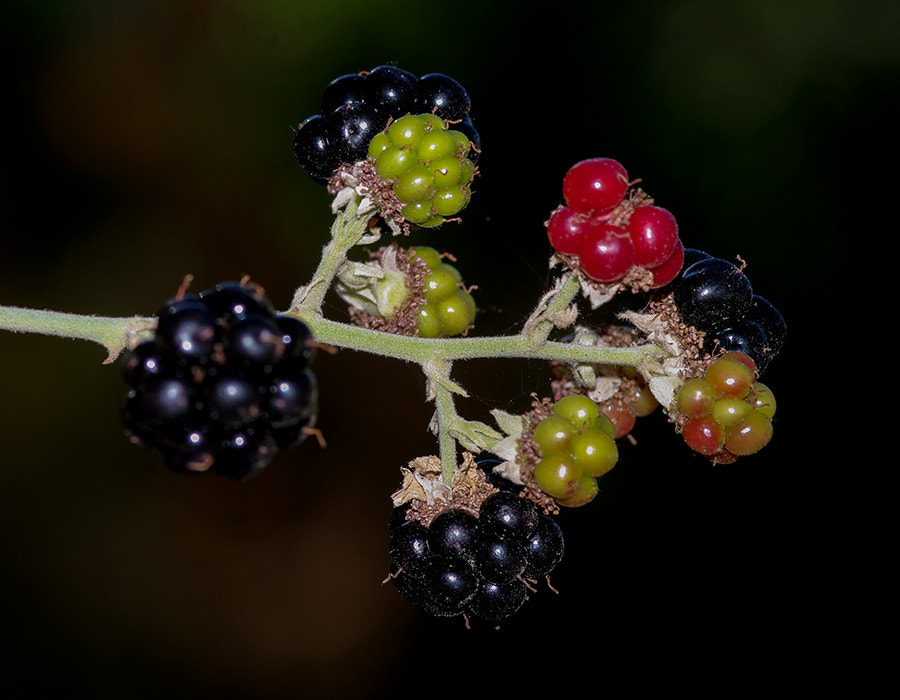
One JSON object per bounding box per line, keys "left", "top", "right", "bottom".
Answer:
{"left": 1, "top": 0, "right": 894, "bottom": 697}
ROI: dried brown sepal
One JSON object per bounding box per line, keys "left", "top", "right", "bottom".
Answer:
{"left": 327, "top": 158, "right": 412, "bottom": 236}
{"left": 391, "top": 452, "right": 499, "bottom": 527}
{"left": 642, "top": 292, "right": 710, "bottom": 379}
{"left": 605, "top": 186, "right": 654, "bottom": 228}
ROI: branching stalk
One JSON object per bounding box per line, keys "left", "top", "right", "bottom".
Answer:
{"left": 0, "top": 192, "right": 675, "bottom": 484}
{"left": 423, "top": 358, "right": 462, "bottom": 486}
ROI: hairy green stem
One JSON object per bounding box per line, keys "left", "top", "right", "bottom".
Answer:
{"left": 423, "top": 359, "right": 461, "bottom": 486}
{"left": 289, "top": 308, "right": 662, "bottom": 367}
{"left": 524, "top": 272, "right": 583, "bottom": 347}
{"left": 0, "top": 305, "right": 154, "bottom": 362}
{"left": 291, "top": 198, "right": 373, "bottom": 314}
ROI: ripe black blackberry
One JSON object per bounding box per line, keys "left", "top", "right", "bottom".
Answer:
{"left": 294, "top": 66, "right": 480, "bottom": 182}
{"left": 387, "top": 482, "right": 565, "bottom": 624}
{"left": 414, "top": 73, "right": 471, "bottom": 121}
{"left": 671, "top": 254, "right": 785, "bottom": 373}
{"left": 121, "top": 281, "right": 317, "bottom": 480}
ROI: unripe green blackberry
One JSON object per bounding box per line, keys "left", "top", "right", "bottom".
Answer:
{"left": 411, "top": 247, "right": 476, "bottom": 338}
{"left": 530, "top": 395, "right": 618, "bottom": 507}
{"left": 367, "top": 114, "right": 477, "bottom": 228}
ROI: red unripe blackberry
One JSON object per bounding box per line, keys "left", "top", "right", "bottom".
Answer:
{"left": 562, "top": 157, "right": 629, "bottom": 214}
{"left": 578, "top": 223, "right": 635, "bottom": 283}
{"left": 627, "top": 205, "right": 679, "bottom": 268}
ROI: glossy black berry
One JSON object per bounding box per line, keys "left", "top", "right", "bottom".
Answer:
{"left": 224, "top": 314, "right": 284, "bottom": 371}
{"left": 206, "top": 373, "right": 263, "bottom": 428}
{"left": 466, "top": 579, "right": 529, "bottom": 623}
{"left": 276, "top": 315, "right": 316, "bottom": 367}
{"left": 744, "top": 294, "right": 786, "bottom": 356}
{"left": 415, "top": 73, "right": 471, "bottom": 121}
{"left": 321, "top": 72, "right": 367, "bottom": 114}
{"left": 127, "top": 376, "right": 194, "bottom": 426}
{"left": 428, "top": 509, "right": 481, "bottom": 563}
{"left": 479, "top": 490, "right": 539, "bottom": 541}
{"left": 122, "top": 340, "right": 162, "bottom": 386}
{"left": 155, "top": 297, "right": 218, "bottom": 366}
{"left": 386, "top": 498, "right": 565, "bottom": 623}
{"left": 418, "top": 556, "right": 479, "bottom": 616}
{"left": 681, "top": 247, "right": 711, "bottom": 271}
{"left": 474, "top": 533, "right": 528, "bottom": 584}
{"left": 214, "top": 429, "right": 276, "bottom": 481}
{"left": 156, "top": 425, "right": 216, "bottom": 475}
{"left": 296, "top": 67, "right": 476, "bottom": 183}
{"left": 673, "top": 257, "right": 753, "bottom": 330}
{"left": 293, "top": 114, "right": 339, "bottom": 183}
{"left": 200, "top": 281, "right": 274, "bottom": 324}
{"left": 521, "top": 515, "right": 565, "bottom": 580}
{"left": 390, "top": 566, "right": 424, "bottom": 606}
{"left": 328, "top": 101, "right": 382, "bottom": 164}
{"left": 267, "top": 367, "right": 317, "bottom": 429}
{"left": 709, "top": 321, "right": 769, "bottom": 370}
{"left": 362, "top": 65, "right": 418, "bottom": 118}
{"left": 388, "top": 520, "right": 431, "bottom": 577}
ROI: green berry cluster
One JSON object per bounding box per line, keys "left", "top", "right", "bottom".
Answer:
{"left": 676, "top": 351, "right": 776, "bottom": 461}
{"left": 368, "top": 114, "right": 476, "bottom": 227}
{"left": 411, "top": 247, "right": 476, "bottom": 338}
{"left": 531, "top": 395, "right": 619, "bottom": 507}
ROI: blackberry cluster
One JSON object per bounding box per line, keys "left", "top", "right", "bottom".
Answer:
{"left": 673, "top": 250, "right": 786, "bottom": 373}
{"left": 121, "top": 281, "right": 317, "bottom": 480}
{"left": 388, "top": 485, "right": 564, "bottom": 623}
{"left": 294, "top": 65, "right": 480, "bottom": 183}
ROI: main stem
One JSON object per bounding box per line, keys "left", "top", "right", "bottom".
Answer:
{"left": 0, "top": 306, "right": 154, "bottom": 362}
{"left": 0, "top": 195, "right": 672, "bottom": 488}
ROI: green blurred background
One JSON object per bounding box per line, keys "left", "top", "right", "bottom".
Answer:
{"left": 1, "top": 0, "right": 892, "bottom": 697}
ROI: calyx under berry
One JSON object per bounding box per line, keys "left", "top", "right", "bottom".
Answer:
{"left": 336, "top": 244, "right": 476, "bottom": 337}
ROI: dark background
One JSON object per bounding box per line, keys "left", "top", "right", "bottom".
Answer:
{"left": 1, "top": 1, "right": 890, "bottom": 697}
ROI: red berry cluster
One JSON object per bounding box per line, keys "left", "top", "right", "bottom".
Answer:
{"left": 546, "top": 158, "right": 685, "bottom": 288}
{"left": 675, "top": 352, "right": 776, "bottom": 463}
